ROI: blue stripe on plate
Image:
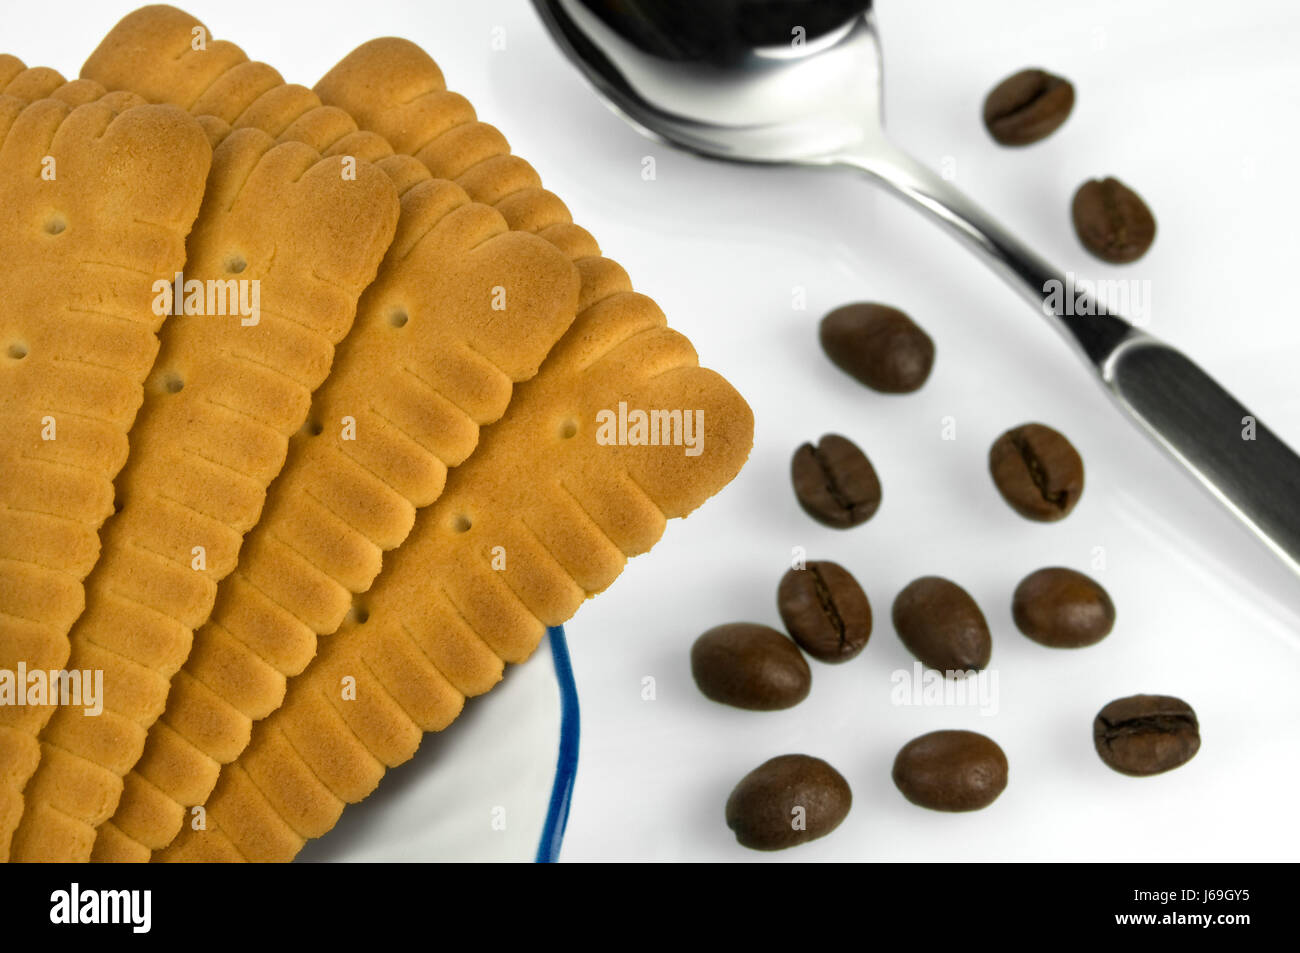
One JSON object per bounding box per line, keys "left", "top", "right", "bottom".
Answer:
{"left": 535, "top": 625, "right": 580, "bottom": 863}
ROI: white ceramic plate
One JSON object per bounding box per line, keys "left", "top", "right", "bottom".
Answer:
{"left": 299, "top": 627, "right": 578, "bottom": 863}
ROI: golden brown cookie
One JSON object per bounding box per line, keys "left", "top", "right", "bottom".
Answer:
{"left": 161, "top": 281, "right": 752, "bottom": 861}
{"left": 8, "top": 126, "right": 399, "bottom": 862}
{"left": 100, "top": 156, "right": 579, "bottom": 859}
{"left": 0, "top": 87, "right": 211, "bottom": 861}
{"left": 81, "top": 6, "right": 753, "bottom": 861}
{"left": 0, "top": 56, "right": 66, "bottom": 103}
{"left": 71, "top": 18, "right": 584, "bottom": 861}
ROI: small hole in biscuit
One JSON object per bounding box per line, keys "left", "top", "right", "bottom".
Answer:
{"left": 225, "top": 255, "right": 247, "bottom": 274}
{"left": 350, "top": 605, "right": 370, "bottom": 625}
{"left": 44, "top": 217, "right": 66, "bottom": 236}
{"left": 559, "top": 419, "right": 578, "bottom": 439}
{"left": 7, "top": 343, "right": 27, "bottom": 360}
{"left": 162, "top": 373, "right": 184, "bottom": 394}
{"left": 307, "top": 419, "right": 324, "bottom": 436}
{"left": 388, "top": 309, "right": 409, "bottom": 328}
{"left": 452, "top": 514, "right": 472, "bottom": 533}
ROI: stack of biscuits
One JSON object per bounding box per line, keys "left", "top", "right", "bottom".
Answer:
{"left": 0, "top": 4, "right": 753, "bottom": 862}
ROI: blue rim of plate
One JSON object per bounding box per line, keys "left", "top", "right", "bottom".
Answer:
{"left": 535, "top": 625, "right": 579, "bottom": 863}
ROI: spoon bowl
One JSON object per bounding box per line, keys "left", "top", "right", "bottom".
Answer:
{"left": 535, "top": 0, "right": 884, "bottom": 162}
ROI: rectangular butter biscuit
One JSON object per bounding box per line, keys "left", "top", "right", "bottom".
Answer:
{"left": 7, "top": 124, "right": 400, "bottom": 861}
{"left": 0, "top": 85, "right": 211, "bottom": 860}
{"left": 81, "top": 6, "right": 753, "bottom": 862}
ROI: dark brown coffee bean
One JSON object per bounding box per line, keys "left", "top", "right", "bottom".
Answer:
{"left": 691, "top": 623, "right": 811, "bottom": 711}
{"left": 1071, "top": 177, "right": 1157, "bottom": 264}
{"left": 1013, "top": 567, "right": 1115, "bottom": 648}
{"left": 777, "top": 561, "right": 872, "bottom": 663}
{"left": 790, "top": 434, "right": 881, "bottom": 528}
{"left": 988, "top": 422, "right": 1084, "bottom": 521}
{"left": 819, "top": 303, "right": 935, "bottom": 393}
{"left": 983, "top": 68, "right": 1075, "bottom": 146}
{"left": 892, "top": 730, "right": 1008, "bottom": 811}
{"left": 892, "top": 576, "right": 991, "bottom": 672}
{"left": 725, "top": 754, "right": 851, "bottom": 850}
{"left": 1094, "top": 694, "right": 1200, "bottom": 776}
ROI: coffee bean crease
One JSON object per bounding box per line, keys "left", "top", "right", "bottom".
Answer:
{"left": 1011, "top": 431, "right": 1067, "bottom": 509}
{"left": 809, "top": 563, "right": 849, "bottom": 650}
{"left": 810, "top": 443, "right": 858, "bottom": 516}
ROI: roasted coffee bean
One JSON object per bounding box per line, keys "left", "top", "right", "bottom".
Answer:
{"left": 819, "top": 303, "right": 935, "bottom": 393}
{"left": 983, "top": 68, "right": 1075, "bottom": 146}
{"left": 725, "top": 754, "right": 851, "bottom": 850}
{"left": 1013, "top": 567, "right": 1115, "bottom": 648}
{"left": 790, "top": 434, "right": 881, "bottom": 528}
{"left": 892, "top": 576, "right": 991, "bottom": 672}
{"left": 777, "top": 561, "right": 872, "bottom": 663}
{"left": 988, "top": 422, "right": 1084, "bottom": 521}
{"left": 1094, "top": 694, "right": 1200, "bottom": 776}
{"left": 691, "top": 623, "right": 811, "bottom": 710}
{"left": 1072, "top": 177, "right": 1157, "bottom": 264}
{"left": 892, "top": 730, "right": 1008, "bottom": 811}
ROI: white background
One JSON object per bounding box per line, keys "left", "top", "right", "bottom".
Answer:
{"left": 7, "top": 0, "right": 1300, "bottom": 862}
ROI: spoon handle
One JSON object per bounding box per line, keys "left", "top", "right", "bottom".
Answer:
{"left": 833, "top": 146, "right": 1133, "bottom": 364}
{"left": 833, "top": 146, "right": 1300, "bottom": 578}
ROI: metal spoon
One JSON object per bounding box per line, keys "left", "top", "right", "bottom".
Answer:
{"left": 533, "top": 0, "right": 1300, "bottom": 577}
